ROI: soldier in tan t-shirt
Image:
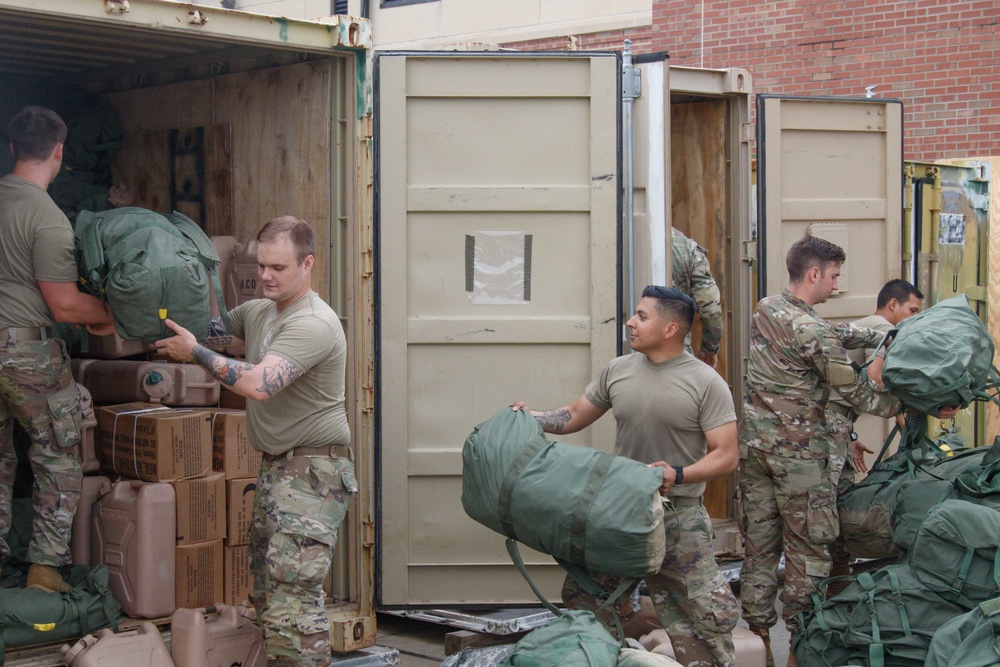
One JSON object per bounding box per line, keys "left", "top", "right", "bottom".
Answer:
{"left": 513, "top": 285, "right": 740, "bottom": 667}
{"left": 155, "top": 216, "right": 355, "bottom": 667}
{"left": 0, "top": 106, "right": 115, "bottom": 594}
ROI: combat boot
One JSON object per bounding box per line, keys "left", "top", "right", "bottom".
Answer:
{"left": 26, "top": 564, "right": 72, "bottom": 593}
{"left": 747, "top": 623, "right": 774, "bottom": 667}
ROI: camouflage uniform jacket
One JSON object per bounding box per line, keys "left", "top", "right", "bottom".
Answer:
{"left": 740, "top": 289, "right": 902, "bottom": 459}
{"left": 671, "top": 228, "right": 723, "bottom": 355}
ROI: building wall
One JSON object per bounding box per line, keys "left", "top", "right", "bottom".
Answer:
{"left": 504, "top": 0, "right": 1000, "bottom": 162}
{"left": 368, "top": 0, "right": 650, "bottom": 50}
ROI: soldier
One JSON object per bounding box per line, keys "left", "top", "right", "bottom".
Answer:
{"left": 671, "top": 228, "right": 723, "bottom": 368}
{"left": 514, "top": 285, "right": 740, "bottom": 667}
{"left": 155, "top": 216, "right": 355, "bottom": 667}
{"left": 826, "top": 279, "right": 923, "bottom": 583}
{"left": 737, "top": 236, "right": 958, "bottom": 666}
{"left": 0, "top": 107, "right": 116, "bottom": 593}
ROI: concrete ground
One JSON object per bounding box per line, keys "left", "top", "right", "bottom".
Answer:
{"left": 375, "top": 605, "right": 795, "bottom": 667}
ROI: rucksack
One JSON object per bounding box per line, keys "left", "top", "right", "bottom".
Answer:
{"left": 882, "top": 295, "right": 999, "bottom": 416}
{"left": 907, "top": 499, "right": 1000, "bottom": 609}
{"left": 838, "top": 430, "right": 992, "bottom": 559}
{"left": 75, "top": 207, "right": 225, "bottom": 342}
{"left": 462, "top": 407, "right": 666, "bottom": 579}
{"left": 502, "top": 610, "right": 620, "bottom": 667}
{"left": 925, "top": 596, "right": 1000, "bottom": 667}
{"left": 793, "top": 563, "right": 968, "bottom": 667}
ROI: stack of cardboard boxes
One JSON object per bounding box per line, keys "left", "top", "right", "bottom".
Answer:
{"left": 66, "top": 235, "right": 261, "bottom": 619}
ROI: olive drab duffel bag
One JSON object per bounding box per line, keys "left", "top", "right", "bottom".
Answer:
{"left": 907, "top": 499, "right": 1000, "bottom": 609}
{"left": 792, "top": 563, "right": 968, "bottom": 667}
{"left": 74, "top": 207, "right": 225, "bottom": 342}
{"left": 925, "top": 596, "right": 1000, "bottom": 667}
{"left": 837, "top": 432, "right": 994, "bottom": 559}
{"left": 882, "top": 295, "right": 1000, "bottom": 416}
{"left": 461, "top": 407, "right": 666, "bottom": 579}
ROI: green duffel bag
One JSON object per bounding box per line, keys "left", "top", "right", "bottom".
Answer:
{"left": 75, "top": 207, "right": 225, "bottom": 342}
{"left": 793, "top": 563, "right": 968, "bottom": 667}
{"left": 502, "top": 609, "right": 620, "bottom": 667}
{"left": 839, "top": 437, "right": 989, "bottom": 559}
{"left": 0, "top": 563, "right": 121, "bottom": 661}
{"left": 462, "top": 407, "right": 666, "bottom": 578}
{"left": 908, "top": 499, "right": 1000, "bottom": 609}
{"left": 882, "top": 295, "right": 998, "bottom": 417}
{"left": 925, "top": 596, "right": 1000, "bottom": 667}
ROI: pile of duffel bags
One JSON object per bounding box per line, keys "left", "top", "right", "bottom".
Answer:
{"left": 795, "top": 296, "right": 1000, "bottom": 666}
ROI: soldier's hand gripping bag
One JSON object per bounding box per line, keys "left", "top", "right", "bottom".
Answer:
{"left": 461, "top": 407, "right": 666, "bottom": 578}
{"left": 882, "top": 295, "right": 996, "bottom": 416}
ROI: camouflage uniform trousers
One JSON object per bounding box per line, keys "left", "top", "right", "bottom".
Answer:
{"left": 826, "top": 411, "right": 856, "bottom": 567}
{"left": 0, "top": 337, "right": 83, "bottom": 566}
{"left": 561, "top": 502, "right": 739, "bottom": 667}
{"left": 251, "top": 451, "right": 356, "bottom": 667}
{"left": 738, "top": 443, "right": 845, "bottom": 633}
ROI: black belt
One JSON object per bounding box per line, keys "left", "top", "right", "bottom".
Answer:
{"left": 0, "top": 327, "right": 51, "bottom": 343}
{"left": 262, "top": 444, "right": 352, "bottom": 462}
{"left": 827, "top": 403, "right": 857, "bottom": 421}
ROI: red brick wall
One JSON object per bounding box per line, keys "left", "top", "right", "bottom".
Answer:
{"left": 504, "top": 1, "right": 999, "bottom": 161}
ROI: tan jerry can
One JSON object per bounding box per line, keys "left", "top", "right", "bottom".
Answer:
{"left": 170, "top": 605, "right": 265, "bottom": 667}
{"left": 61, "top": 622, "right": 174, "bottom": 667}
{"left": 92, "top": 480, "right": 176, "bottom": 619}
{"left": 79, "top": 333, "right": 155, "bottom": 360}
{"left": 70, "top": 475, "right": 110, "bottom": 566}
{"left": 77, "top": 384, "right": 99, "bottom": 473}
{"left": 72, "top": 359, "right": 220, "bottom": 407}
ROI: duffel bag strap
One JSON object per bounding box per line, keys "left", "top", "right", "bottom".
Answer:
{"left": 568, "top": 454, "right": 614, "bottom": 567}
{"left": 505, "top": 539, "right": 632, "bottom": 643}
{"left": 977, "top": 597, "right": 1000, "bottom": 658}
{"left": 497, "top": 437, "right": 548, "bottom": 540}
{"left": 89, "top": 570, "right": 119, "bottom": 633}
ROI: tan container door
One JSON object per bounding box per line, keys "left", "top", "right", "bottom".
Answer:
{"left": 376, "top": 53, "right": 620, "bottom": 606}
{"left": 757, "top": 95, "right": 904, "bottom": 465}
{"left": 757, "top": 95, "right": 903, "bottom": 316}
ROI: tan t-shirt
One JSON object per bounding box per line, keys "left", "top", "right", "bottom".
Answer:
{"left": 224, "top": 292, "right": 350, "bottom": 455}
{"left": 585, "top": 352, "right": 736, "bottom": 499}
{"left": 0, "top": 175, "right": 78, "bottom": 327}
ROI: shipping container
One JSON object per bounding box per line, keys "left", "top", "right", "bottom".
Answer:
{"left": 0, "top": 0, "right": 920, "bottom": 662}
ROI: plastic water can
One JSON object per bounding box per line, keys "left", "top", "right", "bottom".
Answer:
{"left": 170, "top": 604, "right": 266, "bottom": 667}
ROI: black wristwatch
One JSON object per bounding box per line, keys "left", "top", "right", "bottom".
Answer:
{"left": 673, "top": 466, "right": 684, "bottom": 485}
{"left": 849, "top": 431, "right": 859, "bottom": 442}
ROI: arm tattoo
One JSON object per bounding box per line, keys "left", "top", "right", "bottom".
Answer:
{"left": 535, "top": 408, "right": 572, "bottom": 433}
{"left": 257, "top": 358, "right": 303, "bottom": 397}
{"left": 192, "top": 345, "right": 254, "bottom": 388}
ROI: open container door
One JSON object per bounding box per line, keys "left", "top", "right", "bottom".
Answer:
{"left": 757, "top": 95, "right": 903, "bottom": 463}
{"left": 375, "top": 53, "right": 621, "bottom": 607}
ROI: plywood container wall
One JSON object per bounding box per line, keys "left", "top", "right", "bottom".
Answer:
{"left": 106, "top": 60, "right": 334, "bottom": 301}
{"left": 670, "top": 99, "right": 731, "bottom": 518}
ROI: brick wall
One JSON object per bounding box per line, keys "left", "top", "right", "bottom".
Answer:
{"left": 504, "top": 1, "right": 999, "bottom": 161}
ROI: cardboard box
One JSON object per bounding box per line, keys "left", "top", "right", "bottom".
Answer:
{"left": 209, "top": 410, "right": 261, "bottom": 479}
{"left": 174, "top": 472, "right": 226, "bottom": 545}
{"left": 223, "top": 544, "right": 252, "bottom": 606}
{"left": 225, "top": 478, "right": 256, "bottom": 546}
{"left": 96, "top": 403, "right": 212, "bottom": 482}
{"left": 176, "top": 539, "right": 224, "bottom": 609}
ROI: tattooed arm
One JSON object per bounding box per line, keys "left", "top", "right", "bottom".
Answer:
{"left": 154, "top": 318, "right": 303, "bottom": 400}
{"left": 511, "top": 394, "right": 606, "bottom": 435}
{"left": 191, "top": 346, "right": 302, "bottom": 400}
